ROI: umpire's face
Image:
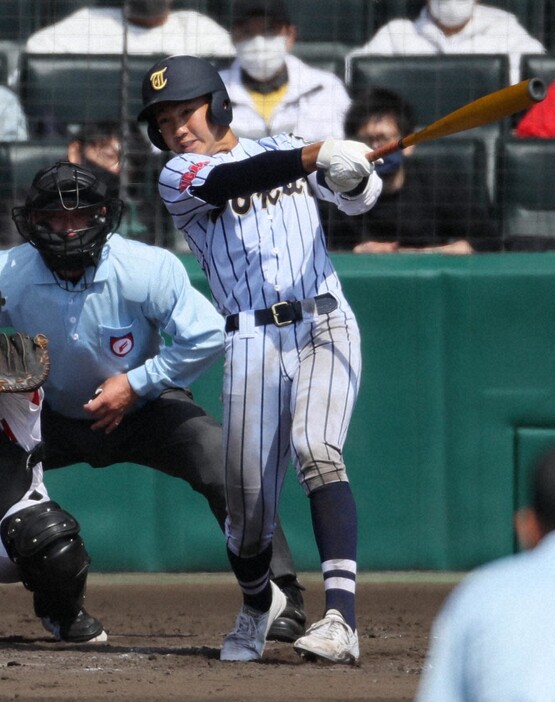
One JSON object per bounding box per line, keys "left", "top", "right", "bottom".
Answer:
{"left": 155, "top": 97, "right": 236, "bottom": 156}
{"left": 32, "top": 207, "right": 105, "bottom": 239}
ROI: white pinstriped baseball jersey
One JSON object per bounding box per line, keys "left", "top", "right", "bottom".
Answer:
{"left": 159, "top": 132, "right": 381, "bottom": 316}
{"left": 158, "top": 130, "right": 380, "bottom": 560}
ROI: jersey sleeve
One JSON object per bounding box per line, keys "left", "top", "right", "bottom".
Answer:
{"left": 159, "top": 153, "right": 220, "bottom": 224}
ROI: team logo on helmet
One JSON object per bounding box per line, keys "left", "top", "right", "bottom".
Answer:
{"left": 150, "top": 67, "right": 168, "bottom": 91}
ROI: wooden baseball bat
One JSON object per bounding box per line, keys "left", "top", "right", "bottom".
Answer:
{"left": 367, "top": 78, "right": 546, "bottom": 162}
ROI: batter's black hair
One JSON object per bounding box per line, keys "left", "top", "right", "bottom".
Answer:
{"left": 344, "top": 88, "right": 416, "bottom": 140}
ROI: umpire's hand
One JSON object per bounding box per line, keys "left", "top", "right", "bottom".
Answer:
{"left": 83, "top": 373, "right": 138, "bottom": 434}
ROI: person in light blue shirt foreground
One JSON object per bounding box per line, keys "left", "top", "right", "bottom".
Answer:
{"left": 416, "top": 448, "right": 555, "bottom": 702}
{"left": 0, "top": 161, "right": 307, "bottom": 642}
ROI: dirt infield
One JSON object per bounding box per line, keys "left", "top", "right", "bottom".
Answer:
{"left": 0, "top": 573, "right": 458, "bottom": 702}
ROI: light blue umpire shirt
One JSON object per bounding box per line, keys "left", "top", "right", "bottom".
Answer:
{"left": 416, "top": 530, "right": 555, "bottom": 702}
{"left": 0, "top": 234, "right": 225, "bottom": 419}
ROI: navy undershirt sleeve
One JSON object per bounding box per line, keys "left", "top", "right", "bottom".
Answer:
{"left": 190, "top": 148, "right": 308, "bottom": 206}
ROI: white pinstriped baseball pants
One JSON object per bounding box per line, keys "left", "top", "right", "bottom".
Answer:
{"left": 222, "top": 303, "right": 361, "bottom": 559}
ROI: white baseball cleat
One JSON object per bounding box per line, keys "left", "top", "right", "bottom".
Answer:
{"left": 220, "top": 581, "right": 287, "bottom": 661}
{"left": 293, "top": 609, "right": 360, "bottom": 664}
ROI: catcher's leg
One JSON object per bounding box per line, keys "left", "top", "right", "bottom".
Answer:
{"left": 0, "top": 501, "right": 106, "bottom": 643}
{"left": 41, "top": 389, "right": 305, "bottom": 639}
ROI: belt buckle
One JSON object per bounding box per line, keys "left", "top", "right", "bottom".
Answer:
{"left": 271, "top": 301, "right": 294, "bottom": 326}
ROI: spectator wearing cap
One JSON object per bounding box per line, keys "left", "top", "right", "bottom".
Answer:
{"left": 25, "top": 0, "right": 234, "bottom": 56}
{"left": 219, "top": 0, "right": 351, "bottom": 141}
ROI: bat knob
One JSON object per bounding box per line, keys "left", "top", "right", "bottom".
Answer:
{"left": 528, "top": 78, "right": 547, "bottom": 103}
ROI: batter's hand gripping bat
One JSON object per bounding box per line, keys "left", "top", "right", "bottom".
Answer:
{"left": 367, "top": 78, "right": 546, "bottom": 162}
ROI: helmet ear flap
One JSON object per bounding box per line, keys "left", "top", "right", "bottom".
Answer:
{"left": 209, "top": 90, "right": 233, "bottom": 127}
{"left": 147, "top": 122, "right": 171, "bottom": 151}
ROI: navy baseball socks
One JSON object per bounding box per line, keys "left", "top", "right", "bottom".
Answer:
{"left": 294, "top": 481, "right": 360, "bottom": 664}
{"left": 221, "top": 546, "right": 287, "bottom": 661}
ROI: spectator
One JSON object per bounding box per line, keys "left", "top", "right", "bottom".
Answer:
{"left": 329, "top": 88, "right": 497, "bottom": 253}
{"left": 416, "top": 447, "right": 555, "bottom": 701}
{"left": 219, "top": 0, "right": 351, "bottom": 140}
{"left": 0, "top": 86, "right": 29, "bottom": 249}
{"left": 515, "top": 80, "right": 555, "bottom": 138}
{"left": 347, "top": 1, "right": 545, "bottom": 87}
{"left": 66, "top": 121, "right": 162, "bottom": 244}
{"left": 0, "top": 85, "right": 28, "bottom": 141}
{"left": 25, "top": 0, "right": 234, "bottom": 57}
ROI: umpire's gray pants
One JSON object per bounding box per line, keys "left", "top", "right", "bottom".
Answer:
{"left": 40, "top": 387, "right": 296, "bottom": 580}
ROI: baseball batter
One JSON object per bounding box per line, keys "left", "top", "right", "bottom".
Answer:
{"left": 138, "top": 55, "right": 383, "bottom": 663}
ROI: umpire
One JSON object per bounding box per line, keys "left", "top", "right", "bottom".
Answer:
{"left": 0, "top": 161, "right": 306, "bottom": 641}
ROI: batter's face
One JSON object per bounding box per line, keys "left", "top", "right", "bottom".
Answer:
{"left": 155, "top": 98, "right": 236, "bottom": 155}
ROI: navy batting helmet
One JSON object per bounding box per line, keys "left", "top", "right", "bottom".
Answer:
{"left": 137, "top": 55, "right": 233, "bottom": 151}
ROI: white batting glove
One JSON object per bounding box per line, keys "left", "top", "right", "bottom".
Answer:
{"left": 316, "top": 137, "right": 376, "bottom": 193}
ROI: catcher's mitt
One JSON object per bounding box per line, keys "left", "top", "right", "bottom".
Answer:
{"left": 0, "top": 332, "right": 50, "bottom": 393}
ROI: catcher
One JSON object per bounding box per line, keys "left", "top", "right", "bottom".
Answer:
{"left": 0, "top": 322, "right": 106, "bottom": 643}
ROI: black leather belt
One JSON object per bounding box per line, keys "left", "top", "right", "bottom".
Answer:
{"left": 225, "top": 293, "right": 338, "bottom": 332}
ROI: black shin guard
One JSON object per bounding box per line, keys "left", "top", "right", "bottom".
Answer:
{"left": 1, "top": 501, "right": 90, "bottom": 624}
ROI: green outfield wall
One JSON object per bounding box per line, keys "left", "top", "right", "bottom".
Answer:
{"left": 44, "top": 253, "right": 555, "bottom": 572}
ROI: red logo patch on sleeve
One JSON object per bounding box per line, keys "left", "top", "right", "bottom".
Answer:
{"left": 179, "top": 161, "right": 210, "bottom": 192}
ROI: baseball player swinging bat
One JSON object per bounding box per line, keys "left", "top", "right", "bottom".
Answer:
{"left": 366, "top": 78, "right": 546, "bottom": 163}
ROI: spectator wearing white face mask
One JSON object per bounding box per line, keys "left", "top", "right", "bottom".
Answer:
{"left": 219, "top": 0, "right": 351, "bottom": 141}
{"left": 347, "top": 0, "right": 545, "bottom": 87}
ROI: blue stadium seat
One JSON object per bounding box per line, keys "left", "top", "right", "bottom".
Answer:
{"left": 291, "top": 42, "right": 348, "bottom": 78}
{"left": 0, "top": 140, "right": 68, "bottom": 246}
{"left": 0, "top": 53, "right": 8, "bottom": 85}
{"left": 0, "top": 1, "right": 41, "bottom": 42}
{"left": 497, "top": 137, "right": 555, "bottom": 250}
{"left": 346, "top": 54, "right": 510, "bottom": 126}
{"left": 346, "top": 54, "right": 510, "bottom": 198}
{"left": 372, "top": 0, "right": 425, "bottom": 28}
{"left": 18, "top": 52, "right": 230, "bottom": 137}
{"left": 519, "top": 53, "right": 555, "bottom": 86}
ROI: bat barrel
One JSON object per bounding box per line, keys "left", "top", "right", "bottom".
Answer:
{"left": 528, "top": 77, "right": 547, "bottom": 102}
{"left": 365, "top": 78, "right": 548, "bottom": 163}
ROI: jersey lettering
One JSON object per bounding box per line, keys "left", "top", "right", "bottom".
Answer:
{"left": 230, "top": 180, "right": 306, "bottom": 216}
{"left": 179, "top": 161, "right": 210, "bottom": 192}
